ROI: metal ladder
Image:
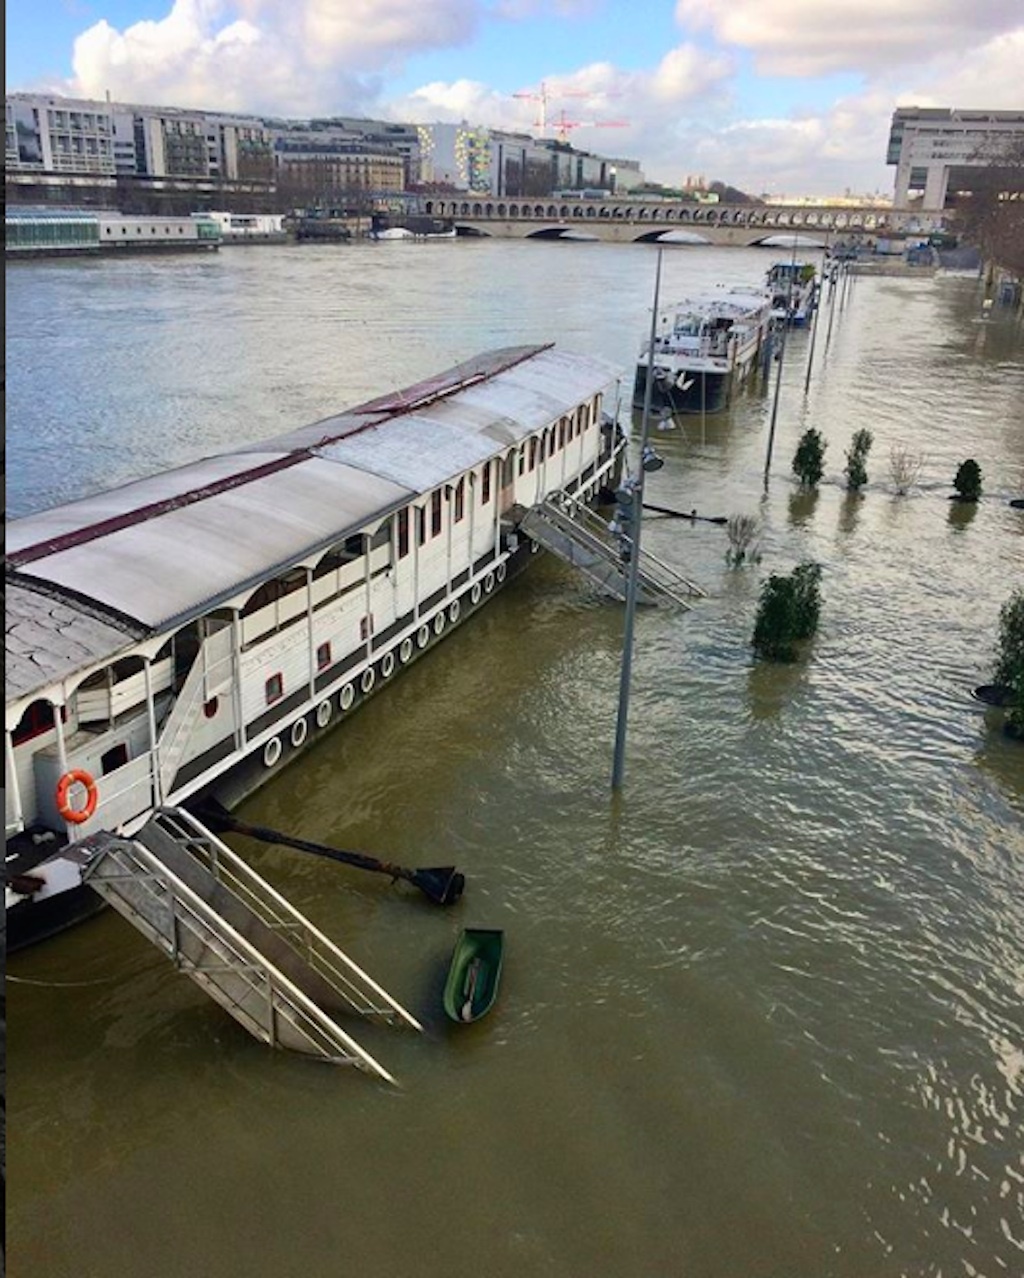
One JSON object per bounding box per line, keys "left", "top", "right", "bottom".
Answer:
{"left": 516, "top": 493, "right": 706, "bottom": 608}
{"left": 76, "top": 807, "right": 422, "bottom": 1082}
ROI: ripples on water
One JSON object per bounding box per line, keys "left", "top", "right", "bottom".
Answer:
{"left": 6, "top": 244, "right": 1024, "bottom": 1277}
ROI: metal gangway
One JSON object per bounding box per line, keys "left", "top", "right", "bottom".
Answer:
{"left": 516, "top": 492, "right": 706, "bottom": 608}
{"left": 76, "top": 807, "right": 422, "bottom": 1083}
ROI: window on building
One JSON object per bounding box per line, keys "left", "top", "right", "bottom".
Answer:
{"left": 265, "top": 673, "right": 284, "bottom": 704}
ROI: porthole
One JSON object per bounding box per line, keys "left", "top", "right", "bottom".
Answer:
{"left": 316, "top": 701, "right": 332, "bottom": 728}
{"left": 416, "top": 625, "right": 430, "bottom": 649}
{"left": 263, "top": 737, "right": 282, "bottom": 768}
{"left": 339, "top": 683, "right": 355, "bottom": 711}
{"left": 470, "top": 582, "right": 482, "bottom": 605}
{"left": 290, "top": 718, "right": 308, "bottom": 748}
{"left": 400, "top": 637, "right": 414, "bottom": 663}
{"left": 448, "top": 599, "right": 461, "bottom": 624}
{"left": 360, "top": 666, "right": 376, "bottom": 694}
{"left": 433, "top": 611, "right": 446, "bottom": 636}
{"left": 381, "top": 651, "right": 396, "bottom": 678}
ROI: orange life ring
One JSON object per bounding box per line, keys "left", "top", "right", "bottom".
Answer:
{"left": 56, "top": 769, "right": 98, "bottom": 824}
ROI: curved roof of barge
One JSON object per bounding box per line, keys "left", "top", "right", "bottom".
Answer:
{"left": 6, "top": 344, "right": 621, "bottom": 709}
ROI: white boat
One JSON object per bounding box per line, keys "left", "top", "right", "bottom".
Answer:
{"left": 633, "top": 288, "right": 774, "bottom": 413}
{"left": 765, "top": 260, "right": 818, "bottom": 326}
{"left": 5, "top": 345, "right": 626, "bottom": 950}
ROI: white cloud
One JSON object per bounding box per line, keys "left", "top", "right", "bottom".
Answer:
{"left": 70, "top": 0, "right": 478, "bottom": 115}
{"left": 675, "top": 0, "right": 1022, "bottom": 75}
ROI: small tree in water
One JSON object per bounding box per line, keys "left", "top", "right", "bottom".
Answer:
{"left": 752, "top": 561, "right": 823, "bottom": 662}
{"left": 953, "top": 458, "right": 983, "bottom": 501}
{"left": 844, "top": 428, "right": 873, "bottom": 492}
{"left": 890, "top": 444, "right": 924, "bottom": 495}
{"left": 994, "top": 587, "right": 1024, "bottom": 737}
{"left": 725, "top": 514, "right": 762, "bottom": 566}
{"left": 792, "top": 428, "right": 827, "bottom": 488}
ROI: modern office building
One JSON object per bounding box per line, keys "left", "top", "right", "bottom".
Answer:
{"left": 888, "top": 107, "right": 1024, "bottom": 208}
{"left": 6, "top": 92, "right": 275, "bottom": 208}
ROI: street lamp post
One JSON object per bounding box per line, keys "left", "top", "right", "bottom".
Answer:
{"left": 612, "top": 247, "right": 664, "bottom": 791}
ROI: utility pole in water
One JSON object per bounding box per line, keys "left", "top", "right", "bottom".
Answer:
{"left": 612, "top": 248, "right": 663, "bottom": 792}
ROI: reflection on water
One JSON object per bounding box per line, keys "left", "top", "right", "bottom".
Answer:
{"left": 6, "top": 244, "right": 1024, "bottom": 1278}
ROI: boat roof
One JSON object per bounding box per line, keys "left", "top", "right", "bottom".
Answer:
{"left": 661, "top": 289, "right": 771, "bottom": 321}
{"left": 6, "top": 344, "right": 620, "bottom": 710}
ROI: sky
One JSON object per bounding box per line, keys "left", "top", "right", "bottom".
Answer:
{"left": 5, "top": 0, "right": 1023, "bottom": 198}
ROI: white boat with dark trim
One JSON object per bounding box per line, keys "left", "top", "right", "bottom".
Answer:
{"left": 632, "top": 288, "right": 774, "bottom": 413}
{"left": 5, "top": 345, "right": 627, "bottom": 951}
{"left": 765, "top": 260, "right": 818, "bottom": 326}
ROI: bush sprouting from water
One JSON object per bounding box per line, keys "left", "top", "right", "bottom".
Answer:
{"left": 792, "top": 428, "right": 827, "bottom": 488}
{"left": 844, "top": 428, "right": 874, "bottom": 492}
{"left": 725, "top": 514, "right": 762, "bottom": 566}
{"left": 953, "top": 458, "right": 983, "bottom": 501}
{"left": 994, "top": 588, "right": 1024, "bottom": 737}
{"left": 752, "top": 561, "right": 823, "bottom": 662}
{"left": 890, "top": 444, "right": 925, "bottom": 495}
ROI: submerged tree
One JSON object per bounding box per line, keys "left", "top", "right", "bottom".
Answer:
{"left": 953, "top": 458, "right": 983, "bottom": 501}
{"left": 890, "top": 444, "right": 925, "bottom": 495}
{"left": 844, "top": 428, "right": 874, "bottom": 492}
{"left": 752, "top": 561, "right": 822, "bottom": 662}
{"left": 792, "top": 428, "right": 827, "bottom": 488}
{"left": 994, "top": 588, "right": 1024, "bottom": 737}
{"left": 725, "top": 514, "right": 762, "bottom": 566}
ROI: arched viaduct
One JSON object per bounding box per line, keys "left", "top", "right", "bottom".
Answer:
{"left": 418, "top": 196, "right": 948, "bottom": 246}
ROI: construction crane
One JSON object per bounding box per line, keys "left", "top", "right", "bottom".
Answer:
{"left": 512, "top": 81, "right": 590, "bottom": 138}
{"left": 549, "top": 110, "right": 630, "bottom": 144}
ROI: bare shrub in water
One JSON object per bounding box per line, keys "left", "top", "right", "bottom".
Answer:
{"left": 890, "top": 444, "right": 925, "bottom": 495}
{"left": 726, "top": 514, "right": 762, "bottom": 566}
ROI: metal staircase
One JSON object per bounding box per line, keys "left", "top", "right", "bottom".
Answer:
{"left": 516, "top": 493, "right": 706, "bottom": 608}
{"left": 76, "top": 807, "right": 421, "bottom": 1082}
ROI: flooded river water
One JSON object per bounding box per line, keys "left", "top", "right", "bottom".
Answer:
{"left": 6, "top": 240, "right": 1024, "bottom": 1278}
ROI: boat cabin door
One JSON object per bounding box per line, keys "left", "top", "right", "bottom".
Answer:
{"left": 499, "top": 450, "right": 517, "bottom": 517}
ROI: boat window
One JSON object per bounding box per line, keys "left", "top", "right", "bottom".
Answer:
{"left": 265, "top": 673, "right": 284, "bottom": 704}
{"left": 316, "top": 642, "right": 332, "bottom": 670}
{"left": 454, "top": 478, "right": 465, "bottom": 522}
{"left": 370, "top": 519, "right": 391, "bottom": 550}
{"left": 501, "top": 453, "right": 516, "bottom": 486}
{"left": 558, "top": 419, "right": 567, "bottom": 448}
{"left": 431, "top": 490, "right": 443, "bottom": 537}
{"left": 481, "top": 461, "right": 492, "bottom": 504}
{"left": 518, "top": 447, "right": 526, "bottom": 477}
{"left": 343, "top": 534, "right": 364, "bottom": 559}
{"left": 11, "top": 700, "right": 66, "bottom": 747}
{"left": 313, "top": 547, "right": 348, "bottom": 579}
{"left": 529, "top": 438, "right": 538, "bottom": 470}
{"left": 203, "top": 697, "right": 219, "bottom": 719}
{"left": 417, "top": 506, "right": 427, "bottom": 546}
{"left": 397, "top": 507, "right": 410, "bottom": 558}
{"left": 100, "top": 744, "right": 129, "bottom": 774}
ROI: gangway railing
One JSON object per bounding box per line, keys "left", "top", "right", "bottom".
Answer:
{"left": 76, "top": 808, "right": 422, "bottom": 1081}
{"left": 517, "top": 492, "right": 706, "bottom": 609}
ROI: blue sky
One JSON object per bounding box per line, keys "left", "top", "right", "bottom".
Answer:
{"left": 6, "top": 1, "right": 1023, "bottom": 197}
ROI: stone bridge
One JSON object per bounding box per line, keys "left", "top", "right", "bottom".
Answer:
{"left": 418, "top": 196, "right": 948, "bottom": 246}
